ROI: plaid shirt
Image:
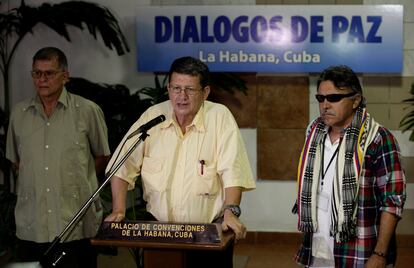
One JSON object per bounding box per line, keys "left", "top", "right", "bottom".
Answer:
{"left": 295, "top": 127, "right": 406, "bottom": 267}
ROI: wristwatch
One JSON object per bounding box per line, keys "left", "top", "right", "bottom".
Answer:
{"left": 223, "top": 204, "right": 241, "bottom": 217}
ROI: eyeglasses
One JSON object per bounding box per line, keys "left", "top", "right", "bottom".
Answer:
{"left": 31, "top": 70, "right": 64, "bottom": 80}
{"left": 169, "top": 85, "right": 202, "bottom": 96}
{"left": 315, "top": 92, "right": 357, "bottom": 103}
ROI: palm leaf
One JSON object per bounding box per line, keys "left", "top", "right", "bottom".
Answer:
{"left": 137, "top": 74, "right": 169, "bottom": 106}
{"left": 402, "top": 97, "right": 414, "bottom": 103}
{"left": 15, "top": 0, "right": 129, "bottom": 55}
{"left": 400, "top": 82, "right": 414, "bottom": 140}
{"left": 400, "top": 119, "right": 414, "bottom": 131}
{"left": 0, "top": 0, "right": 130, "bottom": 115}
{"left": 210, "top": 72, "right": 248, "bottom": 95}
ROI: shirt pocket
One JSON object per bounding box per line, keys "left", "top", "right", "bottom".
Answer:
{"left": 60, "top": 185, "right": 81, "bottom": 224}
{"left": 18, "top": 133, "right": 36, "bottom": 170}
{"left": 15, "top": 187, "right": 35, "bottom": 229}
{"left": 64, "top": 132, "right": 88, "bottom": 162}
{"left": 61, "top": 132, "right": 89, "bottom": 185}
{"left": 195, "top": 163, "right": 219, "bottom": 197}
{"left": 141, "top": 156, "right": 166, "bottom": 192}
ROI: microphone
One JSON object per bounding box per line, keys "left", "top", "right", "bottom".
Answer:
{"left": 126, "top": 114, "right": 166, "bottom": 139}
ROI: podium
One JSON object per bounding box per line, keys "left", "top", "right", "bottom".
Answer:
{"left": 91, "top": 221, "right": 235, "bottom": 268}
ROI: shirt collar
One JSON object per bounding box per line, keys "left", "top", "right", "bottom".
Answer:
{"left": 190, "top": 102, "right": 206, "bottom": 132}
{"left": 27, "top": 87, "right": 69, "bottom": 110}
{"left": 164, "top": 101, "right": 206, "bottom": 132}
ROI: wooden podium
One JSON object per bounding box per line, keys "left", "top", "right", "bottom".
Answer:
{"left": 91, "top": 221, "right": 235, "bottom": 268}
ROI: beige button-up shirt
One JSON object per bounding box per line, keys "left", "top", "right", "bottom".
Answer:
{"left": 108, "top": 100, "right": 255, "bottom": 223}
{"left": 6, "top": 89, "right": 110, "bottom": 243}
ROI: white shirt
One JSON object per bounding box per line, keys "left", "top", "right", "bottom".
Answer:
{"left": 311, "top": 135, "right": 340, "bottom": 267}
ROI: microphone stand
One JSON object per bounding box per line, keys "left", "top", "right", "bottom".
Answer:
{"left": 40, "top": 131, "right": 150, "bottom": 267}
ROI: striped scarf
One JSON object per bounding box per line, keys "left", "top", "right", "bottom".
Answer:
{"left": 295, "top": 107, "right": 379, "bottom": 242}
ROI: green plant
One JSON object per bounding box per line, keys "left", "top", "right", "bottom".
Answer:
{"left": 400, "top": 82, "right": 414, "bottom": 141}
{"left": 0, "top": 105, "right": 16, "bottom": 262}
{"left": 0, "top": 0, "right": 129, "bottom": 116}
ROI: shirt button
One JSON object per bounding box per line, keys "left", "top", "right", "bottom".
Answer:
{"left": 45, "top": 167, "right": 49, "bottom": 170}
{"left": 46, "top": 122, "right": 50, "bottom": 126}
{"left": 48, "top": 209, "right": 52, "bottom": 213}
{"left": 45, "top": 145, "right": 49, "bottom": 149}
{"left": 46, "top": 188, "right": 50, "bottom": 192}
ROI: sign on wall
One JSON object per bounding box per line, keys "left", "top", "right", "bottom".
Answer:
{"left": 136, "top": 5, "right": 403, "bottom": 73}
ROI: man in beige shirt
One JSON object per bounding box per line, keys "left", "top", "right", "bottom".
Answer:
{"left": 105, "top": 56, "right": 256, "bottom": 267}
{"left": 6, "top": 47, "right": 110, "bottom": 267}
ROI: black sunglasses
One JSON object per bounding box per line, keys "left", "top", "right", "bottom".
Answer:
{"left": 315, "top": 92, "right": 357, "bottom": 103}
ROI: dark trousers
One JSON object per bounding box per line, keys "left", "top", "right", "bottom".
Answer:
{"left": 142, "top": 213, "right": 234, "bottom": 268}
{"left": 16, "top": 238, "right": 97, "bottom": 268}
{"left": 185, "top": 240, "right": 234, "bottom": 268}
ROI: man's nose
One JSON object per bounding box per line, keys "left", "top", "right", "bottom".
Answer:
{"left": 37, "top": 73, "right": 49, "bottom": 81}
{"left": 321, "top": 99, "right": 330, "bottom": 108}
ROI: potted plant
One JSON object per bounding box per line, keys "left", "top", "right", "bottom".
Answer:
{"left": 400, "top": 82, "right": 414, "bottom": 141}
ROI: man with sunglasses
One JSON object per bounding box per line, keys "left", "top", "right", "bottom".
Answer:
{"left": 6, "top": 47, "right": 110, "bottom": 267}
{"left": 294, "top": 65, "right": 406, "bottom": 268}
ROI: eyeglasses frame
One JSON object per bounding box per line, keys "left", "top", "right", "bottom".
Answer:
{"left": 168, "top": 85, "right": 203, "bottom": 96}
{"left": 31, "top": 69, "right": 65, "bottom": 80}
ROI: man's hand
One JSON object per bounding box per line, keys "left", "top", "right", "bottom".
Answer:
{"left": 104, "top": 176, "right": 128, "bottom": 222}
{"left": 364, "top": 254, "right": 386, "bottom": 268}
{"left": 221, "top": 209, "right": 246, "bottom": 242}
{"left": 104, "top": 212, "right": 125, "bottom": 222}
{"left": 364, "top": 211, "right": 398, "bottom": 268}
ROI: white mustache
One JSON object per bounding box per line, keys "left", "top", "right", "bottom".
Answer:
{"left": 322, "top": 111, "right": 335, "bottom": 116}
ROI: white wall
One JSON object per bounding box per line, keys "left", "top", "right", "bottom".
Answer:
{"left": 237, "top": 128, "right": 298, "bottom": 232}
{"left": 1, "top": 0, "right": 413, "bottom": 233}
{"left": 0, "top": 0, "right": 155, "bottom": 107}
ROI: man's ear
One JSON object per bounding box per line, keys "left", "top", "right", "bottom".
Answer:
{"left": 203, "top": 86, "right": 210, "bottom": 100}
{"left": 63, "top": 71, "right": 70, "bottom": 84}
{"left": 353, "top": 94, "right": 362, "bottom": 109}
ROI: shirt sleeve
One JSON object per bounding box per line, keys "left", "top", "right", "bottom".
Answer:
{"left": 86, "top": 103, "right": 111, "bottom": 157}
{"left": 372, "top": 128, "right": 406, "bottom": 217}
{"left": 217, "top": 107, "right": 256, "bottom": 191}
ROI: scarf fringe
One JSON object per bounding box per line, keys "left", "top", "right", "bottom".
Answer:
{"left": 294, "top": 232, "right": 313, "bottom": 266}
{"left": 331, "top": 220, "right": 357, "bottom": 243}
{"left": 299, "top": 222, "right": 315, "bottom": 233}
{"left": 292, "top": 201, "right": 298, "bottom": 214}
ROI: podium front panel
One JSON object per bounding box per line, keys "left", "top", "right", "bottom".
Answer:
{"left": 91, "top": 221, "right": 234, "bottom": 251}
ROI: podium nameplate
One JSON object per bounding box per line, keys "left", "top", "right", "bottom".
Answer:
{"left": 95, "top": 221, "right": 221, "bottom": 244}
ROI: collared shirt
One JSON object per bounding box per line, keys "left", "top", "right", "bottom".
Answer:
{"left": 311, "top": 135, "right": 339, "bottom": 267}
{"left": 107, "top": 100, "right": 256, "bottom": 223}
{"left": 6, "top": 89, "right": 110, "bottom": 243}
{"left": 296, "top": 127, "right": 406, "bottom": 267}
